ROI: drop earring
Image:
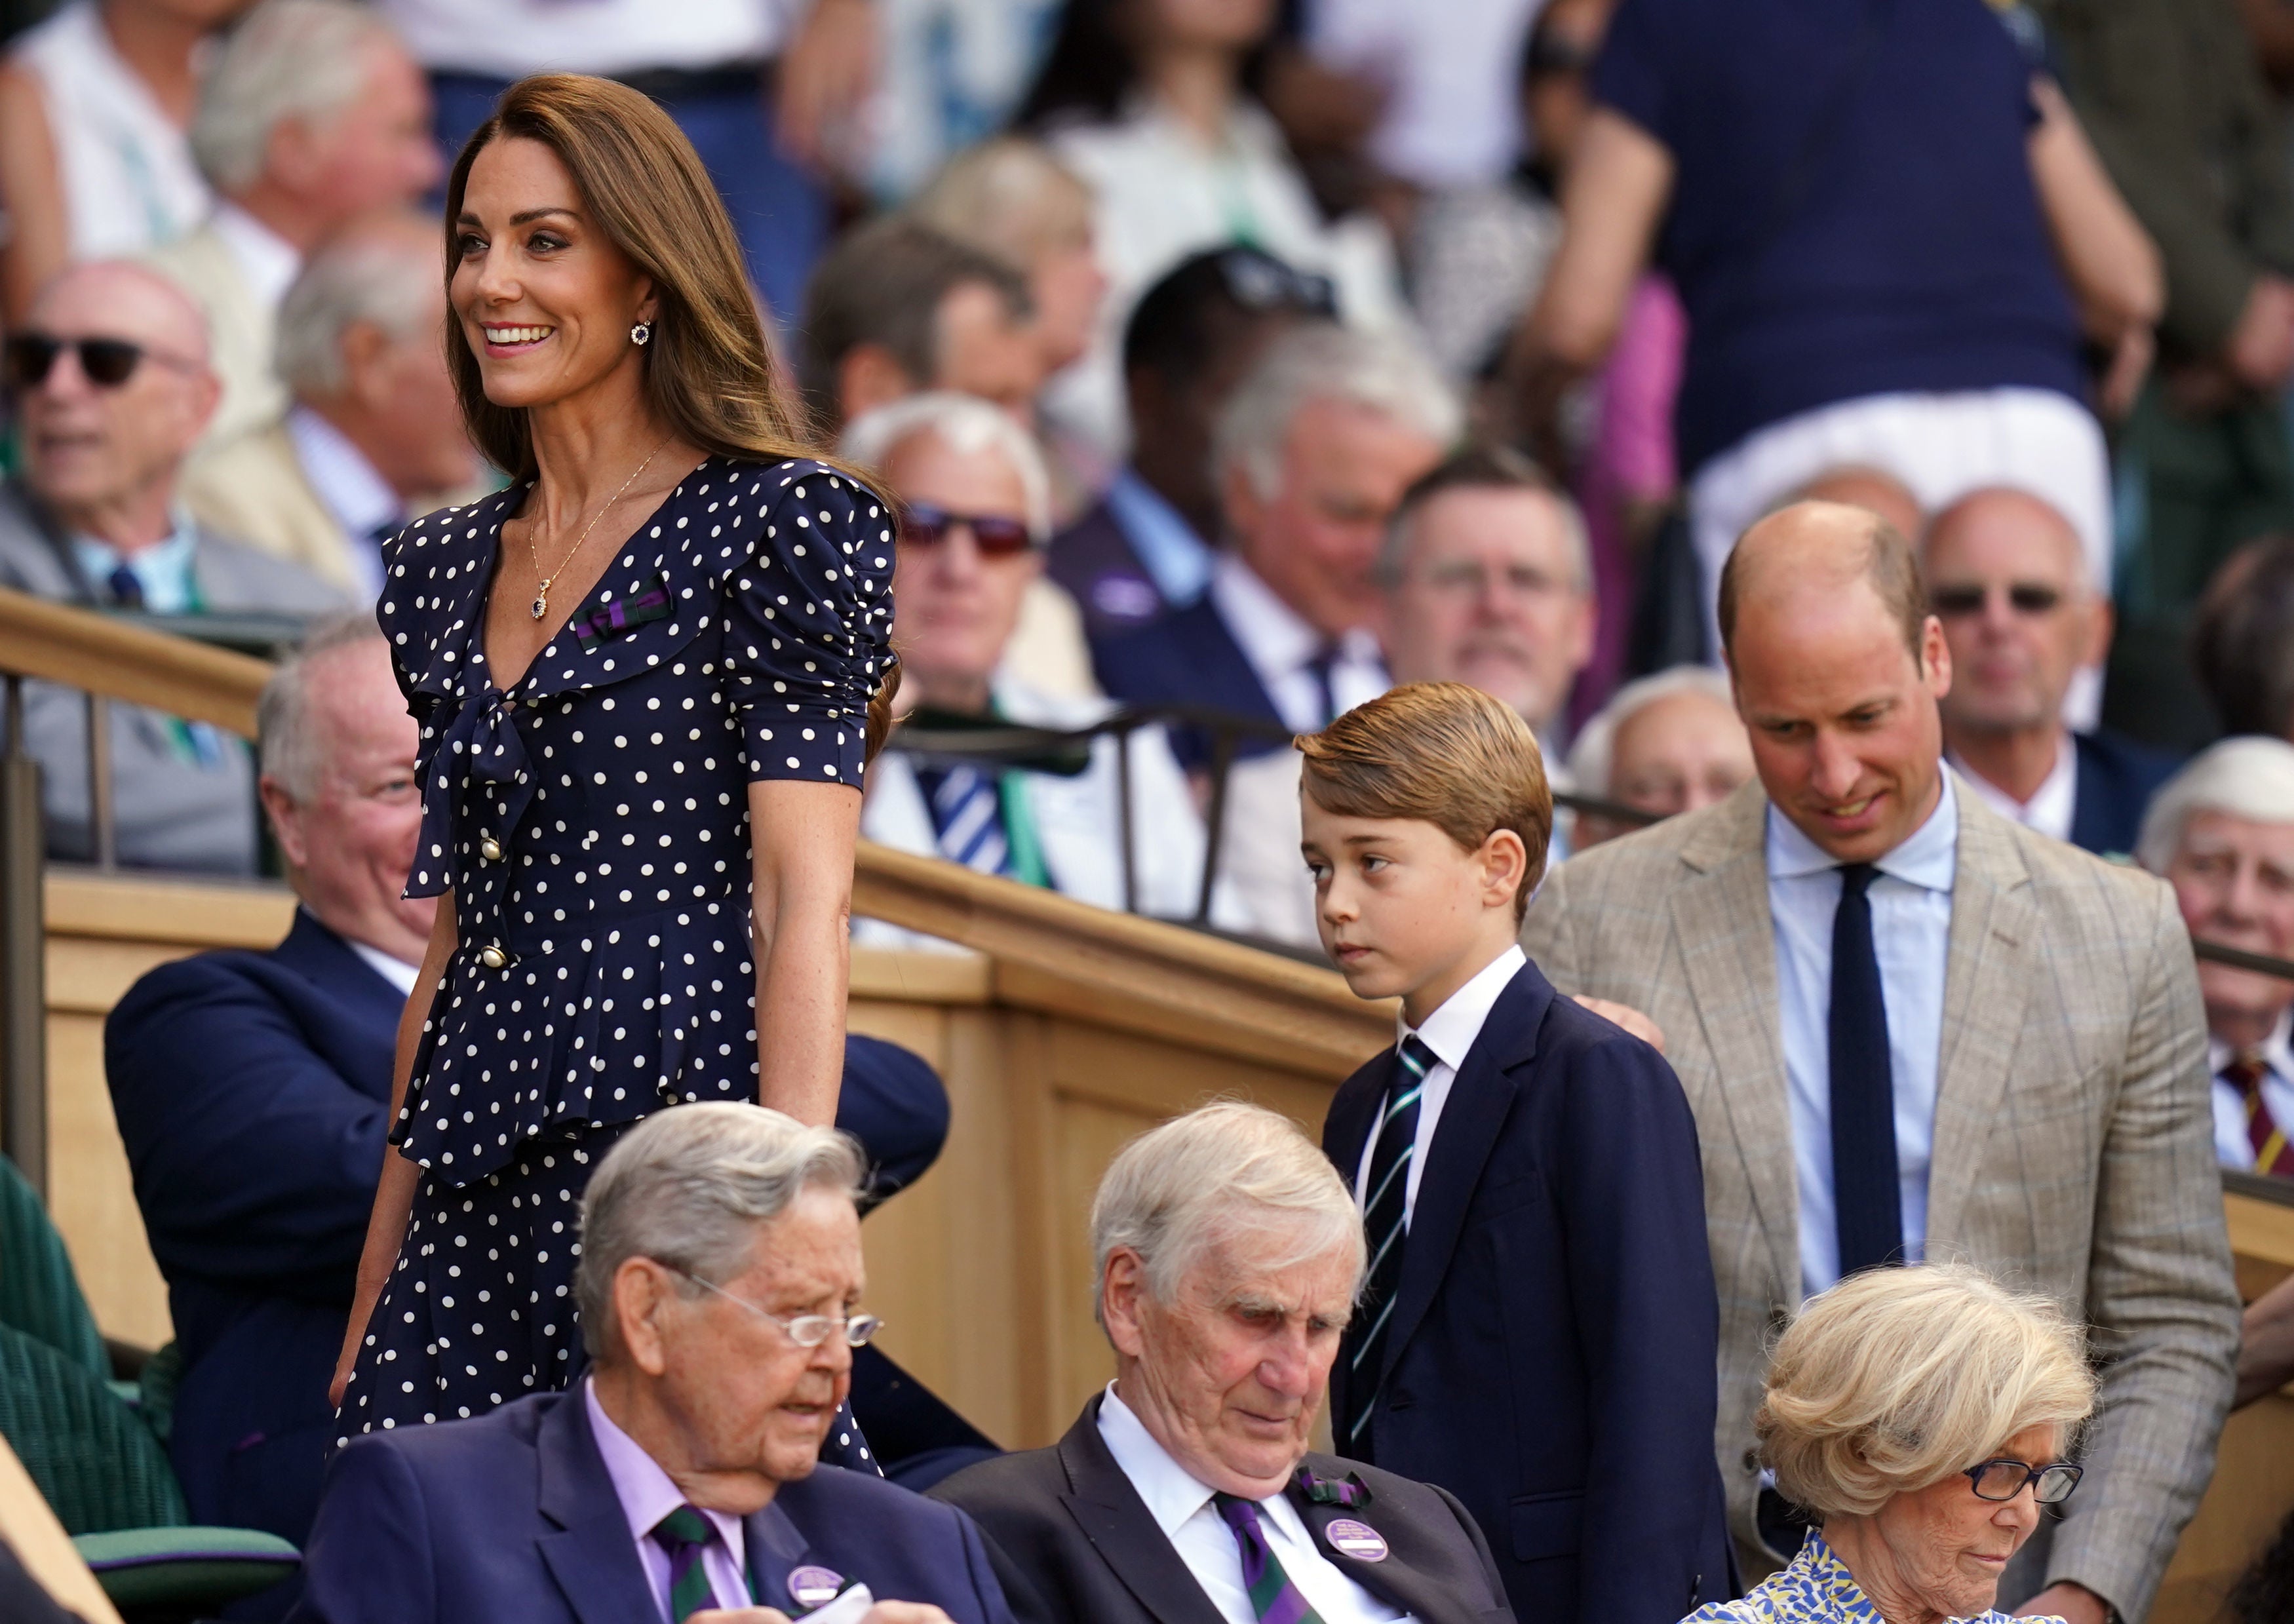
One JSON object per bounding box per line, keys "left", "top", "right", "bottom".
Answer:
{"left": 631, "top": 321, "right": 652, "bottom": 347}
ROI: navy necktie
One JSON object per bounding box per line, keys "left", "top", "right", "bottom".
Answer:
{"left": 1829, "top": 862, "right": 1901, "bottom": 1278}
{"left": 1303, "top": 642, "right": 1339, "bottom": 728}
{"left": 1346, "top": 1034, "right": 1435, "bottom": 1454}
{"left": 105, "top": 565, "right": 144, "bottom": 608}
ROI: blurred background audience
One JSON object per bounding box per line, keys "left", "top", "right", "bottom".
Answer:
{"left": 2194, "top": 533, "right": 2294, "bottom": 745}
{"left": 182, "top": 209, "right": 478, "bottom": 598}
{"left": 147, "top": 0, "right": 437, "bottom": 455}
{"left": 847, "top": 391, "right": 1228, "bottom": 938}
{"left": 1564, "top": 663, "right": 1748, "bottom": 850}
{"left": 1093, "top": 322, "right": 1456, "bottom": 760}
{"left": 1922, "top": 486, "right": 2177, "bottom": 860}
{"left": 1048, "top": 243, "right": 1333, "bottom": 638}
{"left": 1015, "top": 0, "right": 1410, "bottom": 463}
{"left": 0, "top": 0, "right": 235, "bottom": 323}
{"left": 0, "top": 258, "right": 341, "bottom": 870}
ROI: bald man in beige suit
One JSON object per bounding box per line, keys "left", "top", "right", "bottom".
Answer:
{"left": 1522, "top": 503, "right": 2236, "bottom": 1624}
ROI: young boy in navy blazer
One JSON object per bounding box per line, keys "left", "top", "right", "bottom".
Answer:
{"left": 1302, "top": 681, "right": 1734, "bottom": 1624}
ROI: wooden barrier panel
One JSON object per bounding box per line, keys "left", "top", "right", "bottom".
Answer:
{"left": 39, "top": 862, "right": 1390, "bottom": 1446}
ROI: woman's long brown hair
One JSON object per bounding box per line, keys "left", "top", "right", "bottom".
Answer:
{"left": 441, "top": 73, "right": 898, "bottom": 752}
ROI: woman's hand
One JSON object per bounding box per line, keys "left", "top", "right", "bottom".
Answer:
{"left": 749, "top": 779, "right": 864, "bottom": 1125}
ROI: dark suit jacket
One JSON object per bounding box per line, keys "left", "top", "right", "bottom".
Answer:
{"left": 2070, "top": 728, "right": 2180, "bottom": 859}
{"left": 105, "top": 910, "right": 966, "bottom": 1547}
{"left": 932, "top": 1394, "right": 1514, "bottom": 1624}
{"left": 1047, "top": 495, "right": 1173, "bottom": 636}
{"left": 1089, "top": 596, "right": 1287, "bottom": 763}
{"left": 288, "top": 1387, "right": 1016, "bottom": 1624}
{"left": 1323, "top": 960, "right": 1734, "bottom": 1624}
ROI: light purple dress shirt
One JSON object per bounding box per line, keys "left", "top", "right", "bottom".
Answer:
{"left": 585, "top": 1378, "right": 753, "bottom": 1620}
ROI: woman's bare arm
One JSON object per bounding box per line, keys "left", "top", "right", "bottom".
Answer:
{"left": 2027, "top": 78, "right": 2162, "bottom": 415}
{"left": 748, "top": 779, "right": 863, "bottom": 1127}
{"left": 329, "top": 894, "right": 457, "bottom": 1407}
{"left": 1504, "top": 108, "right": 1675, "bottom": 455}
{"left": 0, "top": 60, "right": 69, "bottom": 326}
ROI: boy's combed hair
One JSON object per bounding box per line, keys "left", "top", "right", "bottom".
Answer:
{"left": 1296, "top": 682, "right": 1552, "bottom": 919}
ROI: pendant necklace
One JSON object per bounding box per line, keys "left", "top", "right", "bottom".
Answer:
{"left": 526, "top": 438, "right": 669, "bottom": 621}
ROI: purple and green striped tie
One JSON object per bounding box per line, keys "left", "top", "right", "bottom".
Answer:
{"left": 1213, "top": 1494, "right": 1327, "bottom": 1624}
{"left": 650, "top": 1504, "right": 725, "bottom": 1623}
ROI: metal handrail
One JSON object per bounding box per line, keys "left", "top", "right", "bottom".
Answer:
{"left": 885, "top": 704, "right": 2294, "bottom": 986}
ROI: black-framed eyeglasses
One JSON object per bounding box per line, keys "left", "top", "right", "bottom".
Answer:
{"left": 1928, "top": 582, "right": 2065, "bottom": 619}
{"left": 1963, "top": 1459, "right": 2082, "bottom": 1504}
{"left": 666, "top": 1265, "right": 884, "bottom": 1348}
{"left": 3, "top": 333, "right": 199, "bottom": 391}
{"left": 1212, "top": 248, "right": 1339, "bottom": 320}
{"left": 898, "top": 502, "right": 1036, "bottom": 557}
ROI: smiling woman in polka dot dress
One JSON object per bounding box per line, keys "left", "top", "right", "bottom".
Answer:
{"left": 326, "top": 74, "right": 898, "bottom": 1456}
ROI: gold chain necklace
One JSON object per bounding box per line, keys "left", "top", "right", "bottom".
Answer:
{"left": 525, "top": 439, "right": 668, "bottom": 621}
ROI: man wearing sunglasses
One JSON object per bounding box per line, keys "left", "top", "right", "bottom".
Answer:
{"left": 0, "top": 260, "right": 345, "bottom": 872}
{"left": 295, "top": 1102, "right": 1020, "bottom": 1624}
{"left": 1922, "top": 488, "right": 2178, "bottom": 860}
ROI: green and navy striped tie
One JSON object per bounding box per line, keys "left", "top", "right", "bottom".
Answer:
{"left": 650, "top": 1505, "right": 724, "bottom": 1622}
{"left": 1214, "top": 1494, "right": 1327, "bottom": 1624}
{"left": 1346, "top": 1033, "right": 1436, "bottom": 1452}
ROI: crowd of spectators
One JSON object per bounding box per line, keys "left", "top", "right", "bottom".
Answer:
{"left": 6, "top": 0, "right": 2294, "bottom": 1617}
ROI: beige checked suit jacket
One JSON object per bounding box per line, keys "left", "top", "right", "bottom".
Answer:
{"left": 1520, "top": 777, "right": 2238, "bottom": 1621}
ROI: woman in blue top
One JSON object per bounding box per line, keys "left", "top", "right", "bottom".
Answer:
{"left": 328, "top": 74, "right": 897, "bottom": 1447}
{"left": 1688, "top": 1265, "right": 2096, "bottom": 1624}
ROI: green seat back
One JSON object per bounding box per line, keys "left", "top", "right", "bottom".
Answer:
{"left": 0, "top": 1322, "right": 186, "bottom": 1535}
{"left": 0, "top": 1155, "right": 107, "bottom": 1381}
{"left": 75, "top": 1526, "right": 300, "bottom": 1614}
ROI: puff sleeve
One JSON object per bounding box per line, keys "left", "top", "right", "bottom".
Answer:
{"left": 720, "top": 463, "right": 897, "bottom": 788}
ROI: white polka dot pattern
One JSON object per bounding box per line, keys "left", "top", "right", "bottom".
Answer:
{"left": 370, "top": 456, "right": 894, "bottom": 1184}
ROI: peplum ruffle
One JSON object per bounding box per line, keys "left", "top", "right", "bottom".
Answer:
{"left": 399, "top": 896, "right": 759, "bottom": 1184}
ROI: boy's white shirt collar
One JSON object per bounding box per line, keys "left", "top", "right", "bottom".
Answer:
{"left": 1399, "top": 944, "right": 1526, "bottom": 1066}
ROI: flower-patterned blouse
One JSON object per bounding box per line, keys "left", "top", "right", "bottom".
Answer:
{"left": 379, "top": 455, "right": 894, "bottom": 1184}
{"left": 1685, "top": 1532, "right": 2063, "bottom": 1624}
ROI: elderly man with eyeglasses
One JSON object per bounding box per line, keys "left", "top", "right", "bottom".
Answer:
{"left": 0, "top": 259, "right": 344, "bottom": 872}
{"left": 292, "top": 1102, "right": 1019, "bottom": 1624}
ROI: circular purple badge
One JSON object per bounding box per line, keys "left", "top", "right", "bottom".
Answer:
{"left": 788, "top": 1565, "right": 845, "bottom": 1608}
{"left": 1325, "top": 1518, "right": 1390, "bottom": 1562}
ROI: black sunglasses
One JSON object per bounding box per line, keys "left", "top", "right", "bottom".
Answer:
{"left": 1964, "top": 1459, "right": 2082, "bottom": 1505}
{"left": 899, "top": 502, "right": 1035, "bottom": 557}
{"left": 3, "top": 333, "right": 191, "bottom": 391}
{"left": 1928, "top": 582, "right": 2065, "bottom": 619}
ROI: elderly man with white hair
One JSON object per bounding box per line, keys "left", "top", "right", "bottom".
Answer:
{"left": 294, "top": 1102, "right": 1020, "bottom": 1624}
{"left": 932, "top": 1102, "right": 1516, "bottom": 1624}
{"left": 1093, "top": 324, "right": 1460, "bottom": 762}
{"left": 2135, "top": 737, "right": 2294, "bottom": 1179}
{"left": 1566, "top": 665, "right": 1753, "bottom": 850}
{"left": 147, "top": 0, "right": 440, "bottom": 455}
{"left": 845, "top": 391, "right": 1228, "bottom": 933}
{"left": 185, "top": 211, "right": 481, "bottom": 598}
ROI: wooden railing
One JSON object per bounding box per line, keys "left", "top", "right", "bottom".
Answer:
{"left": 6, "top": 588, "right": 2294, "bottom": 1617}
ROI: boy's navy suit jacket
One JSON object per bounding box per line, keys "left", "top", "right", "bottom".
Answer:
{"left": 1323, "top": 957, "right": 1737, "bottom": 1624}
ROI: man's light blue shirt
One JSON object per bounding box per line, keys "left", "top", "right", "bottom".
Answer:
{"left": 1103, "top": 469, "right": 1214, "bottom": 608}
{"left": 72, "top": 514, "right": 199, "bottom": 613}
{"left": 1766, "top": 773, "right": 1958, "bottom": 1300}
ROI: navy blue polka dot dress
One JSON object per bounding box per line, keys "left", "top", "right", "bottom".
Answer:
{"left": 338, "top": 455, "right": 893, "bottom": 1460}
